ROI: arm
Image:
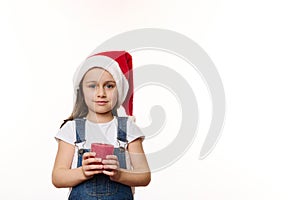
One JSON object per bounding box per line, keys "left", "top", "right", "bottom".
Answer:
{"left": 102, "top": 138, "right": 151, "bottom": 186}
{"left": 52, "top": 140, "right": 103, "bottom": 188}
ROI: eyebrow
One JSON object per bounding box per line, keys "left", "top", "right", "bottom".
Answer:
{"left": 85, "top": 80, "right": 116, "bottom": 84}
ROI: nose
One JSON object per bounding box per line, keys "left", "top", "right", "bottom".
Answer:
{"left": 96, "top": 86, "right": 106, "bottom": 97}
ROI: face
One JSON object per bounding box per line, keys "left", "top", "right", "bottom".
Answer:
{"left": 82, "top": 68, "right": 118, "bottom": 118}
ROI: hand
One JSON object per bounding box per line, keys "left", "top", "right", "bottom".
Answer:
{"left": 81, "top": 152, "right": 103, "bottom": 179}
{"left": 102, "top": 155, "right": 120, "bottom": 181}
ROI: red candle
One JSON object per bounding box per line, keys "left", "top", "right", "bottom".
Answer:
{"left": 91, "top": 143, "right": 114, "bottom": 159}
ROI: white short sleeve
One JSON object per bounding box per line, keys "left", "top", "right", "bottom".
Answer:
{"left": 126, "top": 118, "right": 145, "bottom": 143}
{"left": 55, "top": 121, "right": 76, "bottom": 145}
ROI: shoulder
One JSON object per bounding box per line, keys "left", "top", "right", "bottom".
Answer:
{"left": 55, "top": 120, "right": 76, "bottom": 145}
{"left": 122, "top": 116, "right": 145, "bottom": 143}
{"left": 60, "top": 120, "right": 76, "bottom": 131}
{"left": 126, "top": 117, "right": 139, "bottom": 129}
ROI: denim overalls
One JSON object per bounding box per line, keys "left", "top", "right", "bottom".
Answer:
{"left": 68, "top": 117, "right": 133, "bottom": 200}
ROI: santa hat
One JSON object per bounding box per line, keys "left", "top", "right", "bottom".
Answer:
{"left": 73, "top": 51, "right": 133, "bottom": 116}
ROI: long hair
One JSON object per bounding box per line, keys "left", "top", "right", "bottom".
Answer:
{"left": 60, "top": 79, "right": 88, "bottom": 128}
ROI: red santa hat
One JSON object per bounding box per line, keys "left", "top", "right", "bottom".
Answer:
{"left": 73, "top": 51, "right": 133, "bottom": 116}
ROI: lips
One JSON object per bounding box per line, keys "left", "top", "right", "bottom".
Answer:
{"left": 95, "top": 101, "right": 109, "bottom": 105}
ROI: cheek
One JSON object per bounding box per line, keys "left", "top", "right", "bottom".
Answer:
{"left": 112, "top": 89, "right": 118, "bottom": 103}
{"left": 83, "top": 88, "right": 94, "bottom": 96}
{"left": 82, "top": 89, "right": 93, "bottom": 102}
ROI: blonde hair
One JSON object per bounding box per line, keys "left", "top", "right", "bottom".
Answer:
{"left": 60, "top": 79, "right": 88, "bottom": 128}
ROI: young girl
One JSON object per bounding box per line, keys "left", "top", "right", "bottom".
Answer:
{"left": 52, "top": 51, "right": 151, "bottom": 200}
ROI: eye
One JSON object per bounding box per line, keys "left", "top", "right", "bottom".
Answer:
{"left": 105, "top": 83, "right": 115, "bottom": 89}
{"left": 88, "top": 84, "right": 97, "bottom": 89}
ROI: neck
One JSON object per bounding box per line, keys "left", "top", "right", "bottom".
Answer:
{"left": 86, "top": 112, "right": 114, "bottom": 123}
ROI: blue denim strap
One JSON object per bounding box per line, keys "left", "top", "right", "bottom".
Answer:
{"left": 74, "top": 118, "right": 86, "bottom": 143}
{"left": 74, "top": 118, "right": 88, "bottom": 168}
{"left": 117, "top": 117, "right": 128, "bottom": 142}
{"left": 116, "top": 117, "right": 128, "bottom": 169}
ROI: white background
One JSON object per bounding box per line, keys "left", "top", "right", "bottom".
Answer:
{"left": 1, "top": 0, "right": 300, "bottom": 199}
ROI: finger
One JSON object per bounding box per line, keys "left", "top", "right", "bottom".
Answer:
{"left": 83, "top": 163, "right": 104, "bottom": 171}
{"left": 105, "top": 155, "right": 118, "bottom": 160}
{"left": 102, "top": 155, "right": 118, "bottom": 165}
{"left": 83, "top": 152, "right": 96, "bottom": 159}
{"left": 82, "top": 157, "right": 102, "bottom": 166}
{"left": 103, "top": 163, "right": 119, "bottom": 170}
{"left": 81, "top": 164, "right": 103, "bottom": 178}
{"left": 102, "top": 158, "right": 118, "bottom": 165}
{"left": 102, "top": 170, "right": 116, "bottom": 176}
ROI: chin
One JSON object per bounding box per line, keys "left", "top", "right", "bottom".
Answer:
{"left": 96, "top": 110, "right": 113, "bottom": 115}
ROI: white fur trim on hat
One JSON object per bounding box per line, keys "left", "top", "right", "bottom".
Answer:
{"left": 73, "top": 55, "right": 129, "bottom": 110}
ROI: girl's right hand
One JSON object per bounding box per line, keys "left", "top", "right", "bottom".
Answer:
{"left": 81, "top": 152, "right": 103, "bottom": 179}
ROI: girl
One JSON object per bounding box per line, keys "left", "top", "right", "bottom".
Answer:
{"left": 52, "top": 51, "right": 151, "bottom": 200}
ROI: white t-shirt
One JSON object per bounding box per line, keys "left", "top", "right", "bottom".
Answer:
{"left": 55, "top": 116, "right": 144, "bottom": 169}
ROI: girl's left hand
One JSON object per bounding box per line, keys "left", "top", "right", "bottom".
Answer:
{"left": 102, "top": 155, "right": 120, "bottom": 181}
